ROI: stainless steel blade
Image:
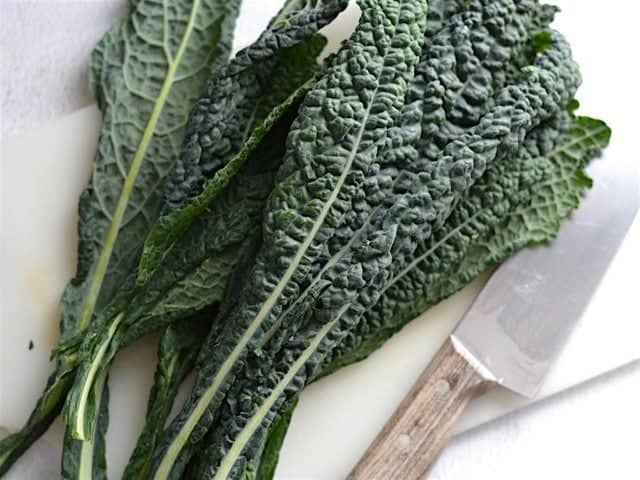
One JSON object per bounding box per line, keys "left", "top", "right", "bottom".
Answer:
{"left": 452, "top": 158, "right": 639, "bottom": 398}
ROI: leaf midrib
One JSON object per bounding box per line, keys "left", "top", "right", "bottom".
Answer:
{"left": 77, "top": 368, "right": 108, "bottom": 479}
{"left": 70, "top": 0, "right": 212, "bottom": 436}
{"left": 75, "top": 0, "right": 203, "bottom": 334}
{"left": 73, "top": 312, "right": 124, "bottom": 439}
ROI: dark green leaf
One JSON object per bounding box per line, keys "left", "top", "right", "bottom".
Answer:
{"left": 150, "top": 1, "right": 429, "bottom": 478}
{"left": 189, "top": 21, "right": 582, "bottom": 478}
{"left": 321, "top": 113, "right": 610, "bottom": 375}
{"left": 0, "top": 3, "right": 242, "bottom": 472}
{"left": 62, "top": 0, "right": 242, "bottom": 347}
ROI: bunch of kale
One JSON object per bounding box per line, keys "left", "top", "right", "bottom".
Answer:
{"left": 1, "top": 1, "right": 610, "bottom": 479}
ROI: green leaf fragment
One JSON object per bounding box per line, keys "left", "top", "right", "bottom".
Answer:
{"left": 253, "top": 399, "right": 298, "bottom": 480}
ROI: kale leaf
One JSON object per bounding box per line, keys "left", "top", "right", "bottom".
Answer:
{"left": 0, "top": 0, "right": 242, "bottom": 473}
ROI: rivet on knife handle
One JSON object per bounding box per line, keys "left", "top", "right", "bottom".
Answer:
{"left": 347, "top": 337, "right": 494, "bottom": 480}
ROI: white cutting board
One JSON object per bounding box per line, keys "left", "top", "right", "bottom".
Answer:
{"left": 2, "top": 1, "right": 640, "bottom": 478}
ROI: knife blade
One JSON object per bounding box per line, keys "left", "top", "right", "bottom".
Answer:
{"left": 452, "top": 157, "right": 640, "bottom": 398}
{"left": 348, "top": 157, "right": 639, "bottom": 480}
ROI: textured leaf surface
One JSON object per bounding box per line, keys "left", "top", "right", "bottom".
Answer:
{"left": 64, "top": 31, "right": 329, "bottom": 445}
{"left": 120, "top": 37, "right": 328, "bottom": 347}
{"left": 312, "top": 0, "right": 567, "bottom": 374}
{"left": 138, "top": 0, "right": 349, "bottom": 286}
{"left": 62, "top": 0, "right": 241, "bottom": 344}
{"left": 61, "top": 372, "right": 109, "bottom": 480}
{"left": 321, "top": 113, "right": 609, "bottom": 375}
{"left": 425, "top": 0, "right": 470, "bottom": 33}
{"left": 137, "top": 0, "right": 485, "bottom": 471}
{"left": 149, "top": 1, "right": 428, "bottom": 477}
{"left": 282, "top": 0, "right": 563, "bottom": 333}
{"left": 0, "top": 0, "right": 241, "bottom": 473}
{"left": 243, "top": 112, "right": 608, "bottom": 479}
{"left": 162, "top": 0, "right": 348, "bottom": 211}
{"left": 193, "top": 226, "right": 399, "bottom": 480}
{"left": 189, "top": 18, "right": 583, "bottom": 478}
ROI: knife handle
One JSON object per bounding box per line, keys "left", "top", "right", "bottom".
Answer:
{"left": 348, "top": 337, "right": 494, "bottom": 480}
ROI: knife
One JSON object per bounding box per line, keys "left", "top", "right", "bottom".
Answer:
{"left": 348, "top": 157, "right": 640, "bottom": 480}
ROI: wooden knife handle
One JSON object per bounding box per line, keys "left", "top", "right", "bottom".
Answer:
{"left": 348, "top": 337, "right": 494, "bottom": 480}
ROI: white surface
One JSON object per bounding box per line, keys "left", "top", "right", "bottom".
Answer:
{"left": 0, "top": 0, "right": 126, "bottom": 139}
{"left": 1, "top": 1, "right": 639, "bottom": 479}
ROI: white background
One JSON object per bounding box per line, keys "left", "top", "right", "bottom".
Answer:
{"left": 1, "top": 1, "right": 639, "bottom": 479}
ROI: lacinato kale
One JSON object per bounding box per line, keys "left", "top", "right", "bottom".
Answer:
{"left": 3, "top": 1, "right": 613, "bottom": 478}
{"left": 149, "top": 1, "right": 429, "bottom": 477}
{"left": 0, "top": 0, "right": 242, "bottom": 474}
{"left": 63, "top": 0, "right": 347, "bottom": 447}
